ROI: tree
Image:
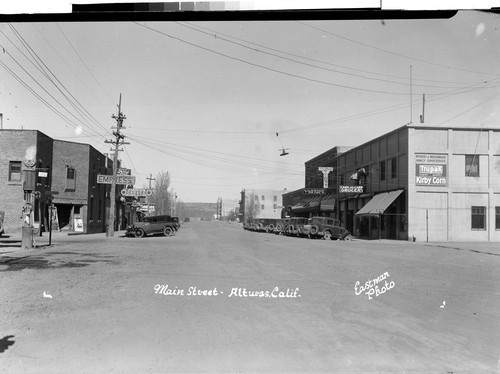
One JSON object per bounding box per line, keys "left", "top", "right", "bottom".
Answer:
{"left": 152, "top": 171, "right": 170, "bottom": 215}
{"left": 245, "top": 192, "right": 260, "bottom": 223}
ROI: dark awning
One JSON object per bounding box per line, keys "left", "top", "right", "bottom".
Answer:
{"left": 355, "top": 190, "right": 404, "bottom": 216}
{"left": 291, "top": 194, "right": 323, "bottom": 212}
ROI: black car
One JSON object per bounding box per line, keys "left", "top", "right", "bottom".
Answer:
{"left": 126, "top": 215, "right": 178, "bottom": 238}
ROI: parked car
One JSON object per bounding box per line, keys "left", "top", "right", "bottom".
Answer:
{"left": 126, "top": 215, "right": 178, "bottom": 238}
{"left": 172, "top": 217, "right": 181, "bottom": 230}
{"left": 283, "top": 217, "right": 309, "bottom": 237}
{"left": 274, "top": 218, "right": 289, "bottom": 235}
{"left": 301, "top": 216, "right": 352, "bottom": 240}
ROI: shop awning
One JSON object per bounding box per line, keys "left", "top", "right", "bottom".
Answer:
{"left": 291, "top": 194, "right": 323, "bottom": 212}
{"left": 320, "top": 194, "right": 336, "bottom": 211}
{"left": 355, "top": 190, "right": 404, "bottom": 216}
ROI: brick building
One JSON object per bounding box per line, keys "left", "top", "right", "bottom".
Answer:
{"left": 0, "top": 130, "right": 53, "bottom": 234}
{"left": 0, "top": 129, "right": 124, "bottom": 235}
{"left": 283, "top": 146, "right": 351, "bottom": 218}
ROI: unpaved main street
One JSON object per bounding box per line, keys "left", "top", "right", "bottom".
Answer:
{"left": 1, "top": 220, "right": 499, "bottom": 373}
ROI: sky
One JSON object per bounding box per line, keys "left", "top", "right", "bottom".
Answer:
{"left": 1, "top": 8, "right": 500, "bottom": 202}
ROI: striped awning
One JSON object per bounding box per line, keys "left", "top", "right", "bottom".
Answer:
{"left": 320, "top": 194, "right": 336, "bottom": 211}
{"left": 355, "top": 190, "right": 404, "bottom": 216}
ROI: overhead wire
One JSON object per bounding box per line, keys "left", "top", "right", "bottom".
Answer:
{"left": 8, "top": 24, "right": 110, "bottom": 138}
{"left": 55, "top": 23, "right": 116, "bottom": 104}
{"left": 133, "top": 22, "right": 421, "bottom": 96}
{"left": 0, "top": 33, "right": 107, "bottom": 144}
{"left": 183, "top": 21, "right": 491, "bottom": 86}
{"left": 296, "top": 21, "right": 500, "bottom": 78}
{"left": 177, "top": 21, "right": 491, "bottom": 90}
{"left": 127, "top": 134, "right": 304, "bottom": 181}
{"left": 129, "top": 133, "right": 303, "bottom": 173}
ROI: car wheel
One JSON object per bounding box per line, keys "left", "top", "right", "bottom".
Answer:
{"left": 343, "top": 234, "right": 353, "bottom": 241}
{"left": 135, "top": 229, "right": 145, "bottom": 238}
{"left": 163, "top": 226, "right": 173, "bottom": 236}
{"left": 310, "top": 225, "right": 319, "bottom": 235}
{"left": 323, "top": 231, "right": 332, "bottom": 240}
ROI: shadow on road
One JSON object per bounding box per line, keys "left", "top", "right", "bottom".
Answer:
{"left": 0, "top": 335, "right": 15, "bottom": 353}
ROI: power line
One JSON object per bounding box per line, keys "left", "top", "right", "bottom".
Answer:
{"left": 8, "top": 24, "right": 110, "bottom": 137}
{"left": 178, "top": 21, "right": 491, "bottom": 90}
{"left": 1, "top": 27, "right": 108, "bottom": 141}
{"left": 128, "top": 135, "right": 304, "bottom": 177}
{"left": 55, "top": 23, "right": 116, "bottom": 104}
{"left": 133, "top": 22, "right": 417, "bottom": 96}
{"left": 296, "top": 21, "right": 500, "bottom": 78}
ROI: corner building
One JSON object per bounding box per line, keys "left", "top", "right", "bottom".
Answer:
{"left": 288, "top": 123, "right": 500, "bottom": 242}
{"left": 0, "top": 129, "right": 119, "bottom": 235}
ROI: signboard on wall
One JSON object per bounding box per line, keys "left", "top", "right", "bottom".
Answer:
{"left": 97, "top": 174, "right": 136, "bottom": 185}
{"left": 303, "top": 188, "right": 326, "bottom": 195}
{"left": 339, "top": 185, "right": 364, "bottom": 193}
{"left": 415, "top": 154, "right": 447, "bottom": 186}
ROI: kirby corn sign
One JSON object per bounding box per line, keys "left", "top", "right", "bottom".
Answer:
{"left": 415, "top": 154, "right": 447, "bottom": 186}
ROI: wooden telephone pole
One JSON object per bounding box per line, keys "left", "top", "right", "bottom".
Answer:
{"left": 105, "top": 94, "right": 129, "bottom": 237}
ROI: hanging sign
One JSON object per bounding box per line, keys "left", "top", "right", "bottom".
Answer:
{"left": 97, "top": 174, "right": 136, "bottom": 185}
{"left": 121, "top": 188, "right": 153, "bottom": 197}
{"left": 318, "top": 167, "right": 333, "bottom": 188}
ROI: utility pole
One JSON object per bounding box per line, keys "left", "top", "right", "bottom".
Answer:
{"left": 105, "top": 94, "right": 129, "bottom": 237}
{"left": 420, "top": 93, "right": 426, "bottom": 123}
{"left": 146, "top": 174, "right": 156, "bottom": 189}
{"left": 146, "top": 174, "right": 156, "bottom": 215}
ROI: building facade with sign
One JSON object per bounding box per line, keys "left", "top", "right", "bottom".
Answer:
{"left": 407, "top": 124, "right": 500, "bottom": 242}
{"left": 0, "top": 129, "right": 126, "bottom": 235}
{"left": 51, "top": 139, "right": 116, "bottom": 234}
{"left": 286, "top": 123, "right": 500, "bottom": 242}
{"left": 283, "top": 146, "right": 351, "bottom": 218}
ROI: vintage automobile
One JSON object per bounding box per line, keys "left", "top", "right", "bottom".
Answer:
{"left": 171, "top": 217, "right": 181, "bottom": 230}
{"left": 255, "top": 218, "right": 278, "bottom": 233}
{"left": 283, "top": 217, "right": 309, "bottom": 237}
{"left": 273, "top": 218, "right": 289, "bottom": 235}
{"left": 243, "top": 218, "right": 278, "bottom": 233}
{"left": 301, "top": 216, "right": 353, "bottom": 240}
{"left": 126, "top": 215, "right": 178, "bottom": 238}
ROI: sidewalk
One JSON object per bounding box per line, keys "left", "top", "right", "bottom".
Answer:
{"left": 0, "top": 230, "right": 127, "bottom": 257}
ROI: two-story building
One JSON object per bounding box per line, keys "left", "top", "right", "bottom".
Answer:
{"left": 283, "top": 123, "right": 500, "bottom": 242}
{"left": 0, "top": 129, "right": 126, "bottom": 235}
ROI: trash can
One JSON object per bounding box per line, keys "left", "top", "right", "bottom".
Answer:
{"left": 22, "top": 225, "right": 33, "bottom": 249}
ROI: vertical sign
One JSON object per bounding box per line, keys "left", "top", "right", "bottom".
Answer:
{"left": 415, "top": 154, "right": 447, "bottom": 186}
{"left": 318, "top": 167, "right": 333, "bottom": 188}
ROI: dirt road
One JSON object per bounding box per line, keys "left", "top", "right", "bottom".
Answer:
{"left": 1, "top": 220, "right": 499, "bottom": 373}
